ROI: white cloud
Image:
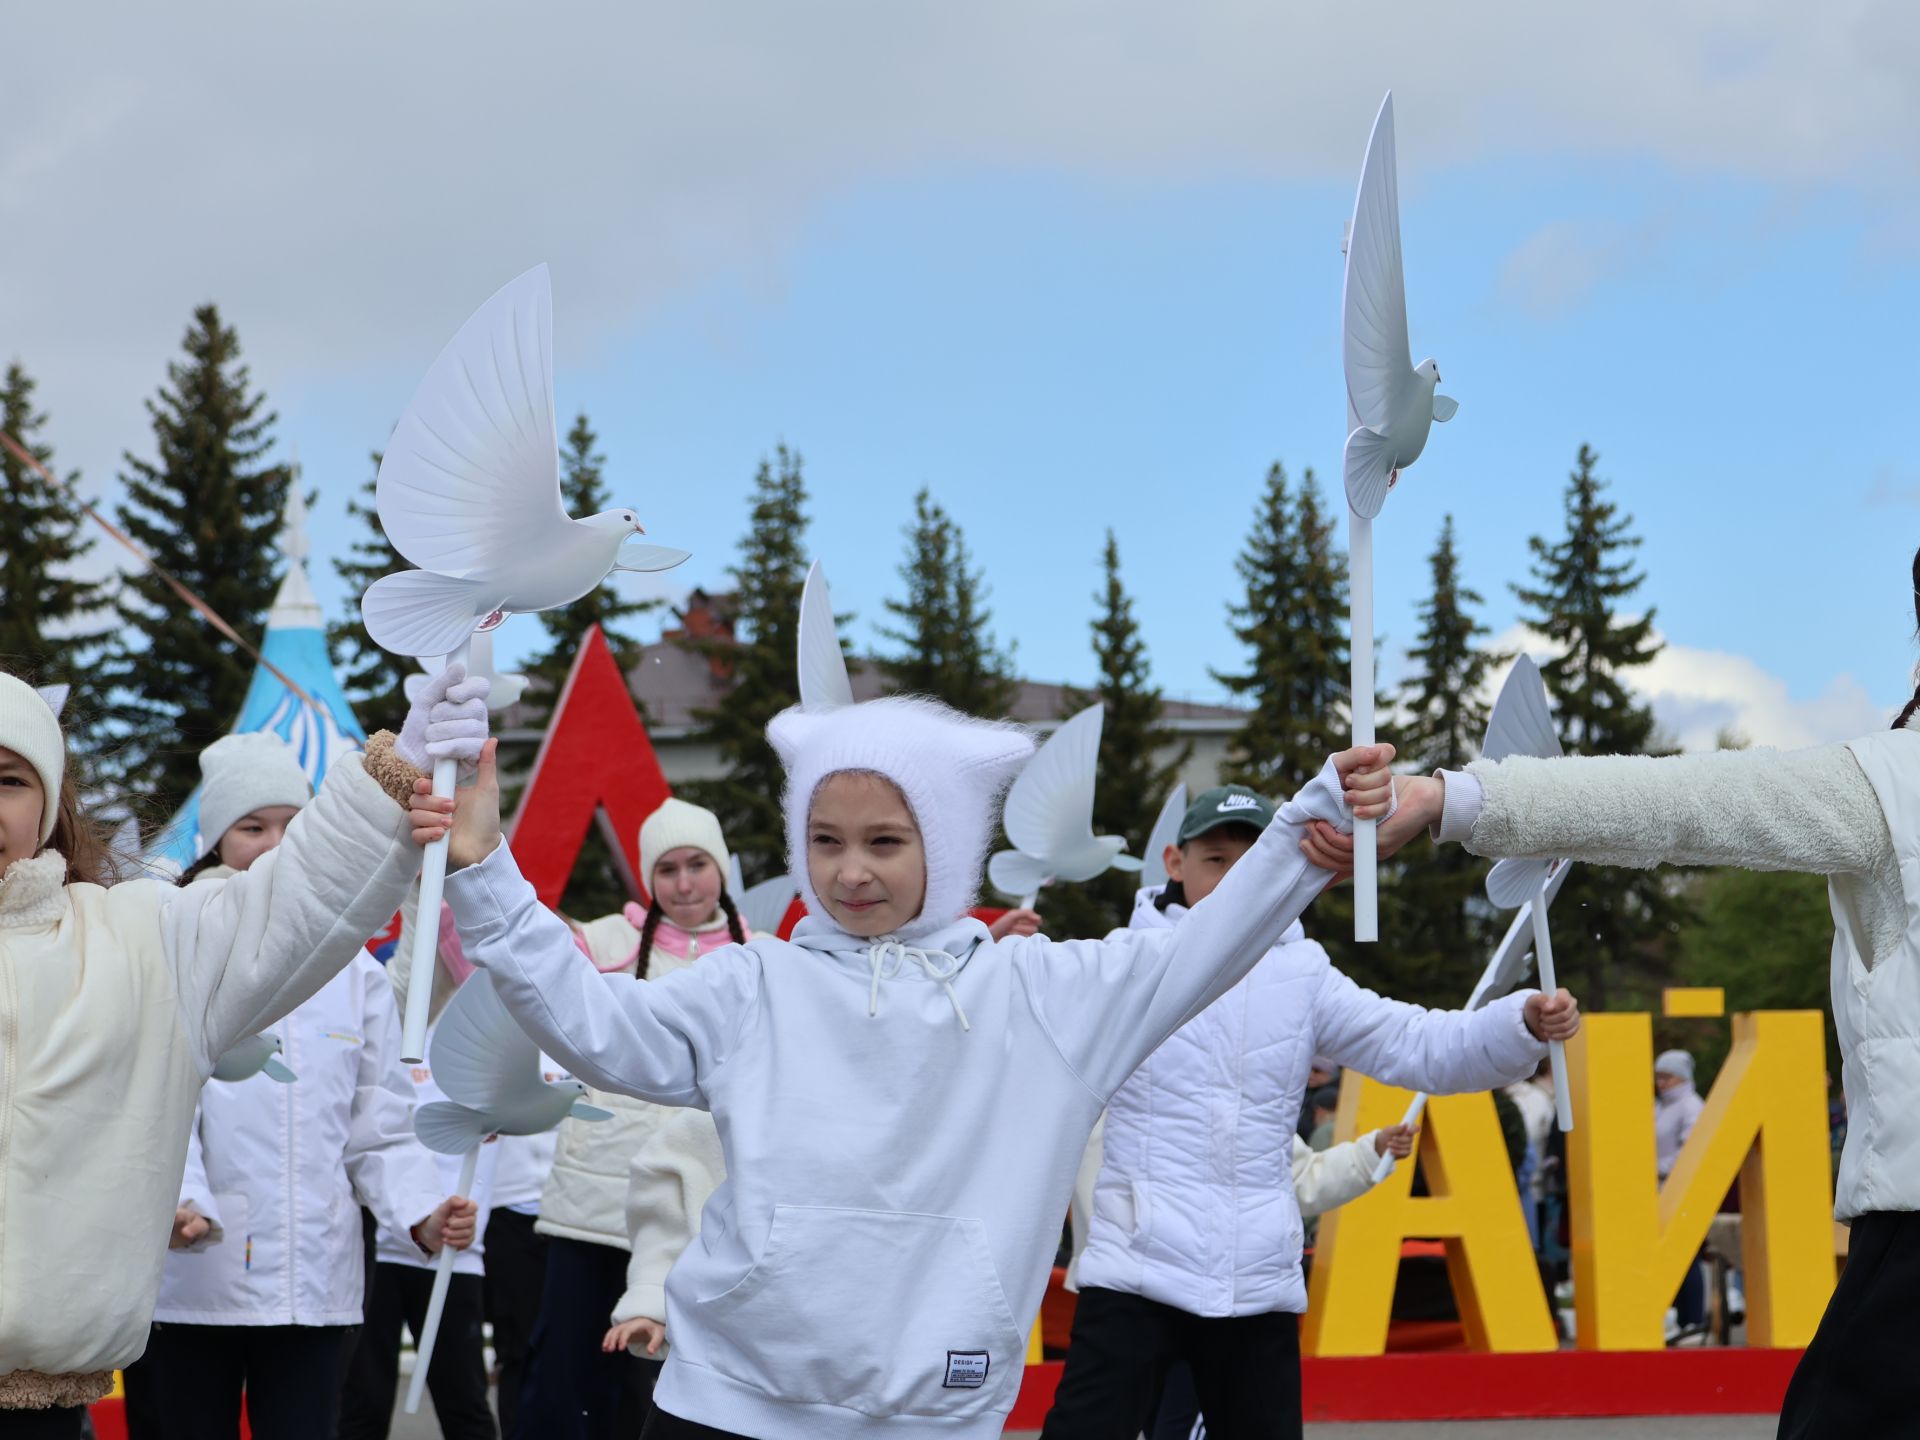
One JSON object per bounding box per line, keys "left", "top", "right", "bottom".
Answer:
{"left": 1486, "top": 623, "right": 1891, "bottom": 753}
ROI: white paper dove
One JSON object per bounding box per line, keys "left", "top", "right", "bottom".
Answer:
{"left": 1140, "top": 782, "right": 1188, "bottom": 891}
{"left": 1341, "top": 92, "right": 1457, "bottom": 522}
{"left": 989, "top": 704, "right": 1142, "bottom": 904}
{"left": 411, "top": 970, "right": 613, "bottom": 1155}
{"left": 360, "top": 265, "right": 690, "bottom": 663}
{"left": 730, "top": 853, "right": 799, "bottom": 938}
{"left": 213, "top": 1033, "right": 297, "bottom": 1084}
{"left": 405, "top": 629, "right": 528, "bottom": 714}
{"left": 797, "top": 560, "right": 854, "bottom": 712}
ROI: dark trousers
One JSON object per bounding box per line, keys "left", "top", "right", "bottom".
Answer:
{"left": 1779, "top": 1210, "right": 1920, "bottom": 1439}
{"left": 1041, "top": 1287, "right": 1303, "bottom": 1440}
{"left": 1150, "top": 1359, "right": 1204, "bottom": 1440}
{"left": 121, "top": 1322, "right": 357, "bottom": 1439}
{"left": 337, "top": 1261, "right": 497, "bottom": 1440}
{"left": 639, "top": 1412, "right": 752, "bottom": 1440}
{"left": 511, "top": 1236, "right": 657, "bottom": 1440}
{"left": 0, "top": 1409, "right": 84, "bottom": 1438}
{"left": 484, "top": 1209, "right": 550, "bottom": 1440}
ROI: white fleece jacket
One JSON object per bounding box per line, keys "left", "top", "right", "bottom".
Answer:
{"left": 444, "top": 760, "right": 1351, "bottom": 1440}
{"left": 611, "top": 1102, "right": 727, "bottom": 1336}
{"left": 1438, "top": 731, "right": 1916, "bottom": 1219}
{"left": 0, "top": 750, "right": 417, "bottom": 1405}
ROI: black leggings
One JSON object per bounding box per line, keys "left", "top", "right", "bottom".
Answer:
{"left": 122, "top": 1322, "right": 357, "bottom": 1440}
{"left": 337, "top": 1261, "right": 496, "bottom": 1440}
{"left": 640, "top": 1410, "right": 756, "bottom": 1439}
{"left": 1778, "top": 1210, "right": 1920, "bottom": 1439}
{"left": 0, "top": 1409, "right": 85, "bottom": 1439}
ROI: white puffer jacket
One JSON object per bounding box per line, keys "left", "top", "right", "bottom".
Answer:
{"left": 1076, "top": 887, "right": 1546, "bottom": 1317}
{"left": 156, "top": 949, "right": 446, "bottom": 1325}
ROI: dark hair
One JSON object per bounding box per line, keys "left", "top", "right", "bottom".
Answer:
{"left": 634, "top": 889, "right": 749, "bottom": 974}
{"left": 177, "top": 851, "right": 224, "bottom": 886}
{"left": 1898, "top": 546, "right": 1920, "bottom": 730}
{"left": 45, "top": 768, "right": 114, "bottom": 888}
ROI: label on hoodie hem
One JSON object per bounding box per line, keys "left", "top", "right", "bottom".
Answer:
{"left": 943, "top": 1351, "right": 990, "bottom": 1389}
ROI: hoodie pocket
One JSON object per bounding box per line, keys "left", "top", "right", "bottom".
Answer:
{"left": 693, "top": 1204, "right": 1025, "bottom": 1418}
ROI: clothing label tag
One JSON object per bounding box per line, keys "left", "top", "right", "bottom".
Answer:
{"left": 944, "top": 1351, "right": 990, "bottom": 1389}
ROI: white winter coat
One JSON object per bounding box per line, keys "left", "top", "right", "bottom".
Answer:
{"left": 611, "top": 1102, "right": 727, "bottom": 1336}
{"left": 1075, "top": 887, "right": 1546, "bottom": 1317}
{"left": 157, "top": 948, "right": 447, "bottom": 1326}
{"left": 0, "top": 749, "right": 417, "bottom": 1405}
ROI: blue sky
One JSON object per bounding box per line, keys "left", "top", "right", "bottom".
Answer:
{"left": 7, "top": 4, "right": 1917, "bottom": 748}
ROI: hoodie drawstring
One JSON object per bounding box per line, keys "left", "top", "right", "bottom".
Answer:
{"left": 866, "top": 942, "right": 972, "bottom": 1032}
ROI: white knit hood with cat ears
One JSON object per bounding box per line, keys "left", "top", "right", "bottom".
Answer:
{"left": 770, "top": 562, "right": 1035, "bottom": 942}
{"left": 769, "top": 697, "right": 1034, "bottom": 942}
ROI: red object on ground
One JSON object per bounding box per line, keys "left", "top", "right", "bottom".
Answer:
{"left": 505, "top": 625, "right": 675, "bottom": 908}
{"left": 1006, "top": 1348, "right": 1803, "bottom": 1428}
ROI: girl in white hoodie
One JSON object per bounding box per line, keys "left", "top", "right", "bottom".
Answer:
{"left": 1337, "top": 549, "right": 1920, "bottom": 1440}
{"left": 121, "top": 732, "right": 473, "bottom": 1440}
{"left": 0, "top": 664, "right": 488, "bottom": 1438}
{"left": 416, "top": 694, "right": 1398, "bottom": 1440}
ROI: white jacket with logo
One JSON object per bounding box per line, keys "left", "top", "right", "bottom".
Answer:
{"left": 1076, "top": 887, "right": 1546, "bottom": 1317}
{"left": 0, "top": 749, "right": 417, "bottom": 1407}
{"left": 156, "top": 948, "right": 447, "bottom": 1325}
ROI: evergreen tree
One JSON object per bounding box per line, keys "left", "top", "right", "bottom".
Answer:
{"left": 1213, "top": 463, "right": 1351, "bottom": 796}
{"left": 878, "top": 487, "right": 1017, "bottom": 715}
{"left": 1380, "top": 516, "right": 1500, "bottom": 1007}
{"left": 326, "top": 455, "right": 417, "bottom": 728}
{"left": 0, "top": 361, "right": 114, "bottom": 739}
{"left": 679, "top": 446, "right": 813, "bottom": 883}
{"left": 1513, "top": 444, "right": 1683, "bottom": 1010}
{"left": 1042, "top": 531, "right": 1191, "bottom": 938}
{"left": 521, "top": 414, "right": 660, "bottom": 727}
{"left": 101, "top": 307, "right": 291, "bottom": 809}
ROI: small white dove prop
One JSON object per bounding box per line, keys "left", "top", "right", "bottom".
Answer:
{"left": 363, "top": 265, "right": 689, "bottom": 1065}
{"left": 1479, "top": 655, "right": 1574, "bottom": 1132}
{"left": 797, "top": 560, "right": 854, "bottom": 712}
{"left": 405, "top": 971, "right": 611, "bottom": 1413}
{"left": 34, "top": 683, "right": 68, "bottom": 718}
{"left": 212, "top": 1033, "right": 297, "bottom": 1085}
{"left": 1341, "top": 91, "right": 1457, "bottom": 946}
{"left": 989, "top": 704, "right": 1142, "bottom": 908}
{"left": 1370, "top": 854, "right": 1574, "bottom": 1183}
{"left": 405, "top": 629, "right": 527, "bottom": 714}
{"left": 1140, "top": 782, "right": 1189, "bottom": 891}
{"left": 730, "top": 853, "right": 799, "bottom": 938}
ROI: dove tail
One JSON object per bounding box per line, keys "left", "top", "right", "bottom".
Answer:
{"left": 414, "top": 1101, "right": 494, "bottom": 1156}
{"left": 361, "top": 570, "right": 490, "bottom": 661}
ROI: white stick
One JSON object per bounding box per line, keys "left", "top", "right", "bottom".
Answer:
{"left": 401, "top": 638, "right": 470, "bottom": 1064}
{"left": 406, "top": 1144, "right": 481, "bottom": 1415}
{"left": 1369, "top": 1091, "right": 1429, "bottom": 1184}
{"left": 1350, "top": 510, "right": 1378, "bottom": 942}
{"left": 1017, "top": 893, "right": 1039, "bottom": 911}
{"left": 1533, "top": 876, "right": 1574, "bottom": 1132}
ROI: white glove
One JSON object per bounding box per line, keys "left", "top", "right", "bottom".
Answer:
{"left": 396, "top": 663, "right": 491, "bottom": 773}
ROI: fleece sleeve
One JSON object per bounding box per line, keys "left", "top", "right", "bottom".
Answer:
{"left": 1018, "top": 759, "right": 1353, "bottom": 1100}
{"left": 1291, "top": 1133, "right": 1383, "bottom": 1218}
{"left": 443, "top": 841, "right": 763, "bottom": 1107}
{"left": 1311, "top": 968, "right": 1546, "bottom": 1095}
{"left": 611, "top": 1107, "right": 727, "bottom": 1333}
{"left": 160, "top": 752, "right": 420, "bottom": 1075}
{"left": 345, "top": 960, "right": 449, "bottom": 1239}
{"left": 1449, "top": 744, "right": 1892, "bottom": 877}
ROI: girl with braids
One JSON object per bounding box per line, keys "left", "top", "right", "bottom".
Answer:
{"left": 514, "top": 798, "right": 752, "bottom": 1440}
{"left": 1317, "top": 544, "right": 1920, "bottom": 1440}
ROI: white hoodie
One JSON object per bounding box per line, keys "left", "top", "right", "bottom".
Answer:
{"left": 444, "top": 760, "right": 1351, "bottom": 1440}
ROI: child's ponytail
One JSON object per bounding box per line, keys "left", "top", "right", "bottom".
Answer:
{"left": 1898, "top": 546, "right": 1920, "bottom": 731}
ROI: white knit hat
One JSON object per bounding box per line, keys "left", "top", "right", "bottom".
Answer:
{"left": 1654, "top": 1049, "right": 1695, "bottom": 1085}
{"left": 640, "top": 797, "right": 732, "bottom": 897}
{"left": 196, "top": 733, "right": 312, "bottom": 860}
{"left": 767, "top": 696, "right": 1035, "bottom": 941}
{"left": 0, "top": 672, "right": 68, "bottom": 845}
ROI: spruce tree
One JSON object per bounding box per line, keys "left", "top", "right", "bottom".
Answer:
{"left": 1379, "top": 516, "right": 1499, "bottom": 1007}
{"left": 1513, "top": 444, "right": 1682, "bottom": 1010}
{"left": 1043, "top": 531, "right": 1191, "bottom": 937}
{"left": 326, "top": 455, "right": 418, "bottom": 728}
{"left": 0, "top": 361, "right": 114, "bottom": 738}
{"left": 879, "top": 488, "right": 1017, "bottom": 715}
{"left": 102, "top": 307, "right": 290, "bottom": 808}
{"left": 679, "top": 446, "right": 813, "bottom": 883}
{"left": 521, "top": 414, "right": 659, "bottom": 728}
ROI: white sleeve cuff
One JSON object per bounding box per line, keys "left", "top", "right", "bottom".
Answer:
{"left": 1433, "top": 770, "right": 1484, "bottom": 845}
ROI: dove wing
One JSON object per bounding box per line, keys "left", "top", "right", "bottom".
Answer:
{"left": 376, "top": 265, "right": 572, "bottom": 577}
{"left": 1140, "top": 783, "right": 1188, "bottom": 890}
{"left": 1482, "top": 655, "right": 1563, "bottom": 764}
{"left": 740, "top": 874, "right": 799, "bottom": 937}
{"left": 1468, "top": 857, "right": 1574, "bottom": 1007}
{"left": 1486, "top": 856, "right": 1555, "bottom": 909}
{"left": 798, "top": 561, "right": 854, "bottom": 711}
{"left": 1002, "top": 704, "right": 1103, "bottom": 863}
{"left": 429, "top": 970, "right": 537, "bottom": 1114}
{"left": 1342, "top": 93, "right": 1413, "bottom": 436}
{"left": 988, "top": 848, "right": 1053, "bottom": 901}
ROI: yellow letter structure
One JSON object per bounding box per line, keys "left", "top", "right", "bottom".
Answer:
{"left": 1566, "top": 1012, "right": 1833, "bottom": 1349}
{"left": 1304, "top": 1071, "right": 1556, "bottom": 1356}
